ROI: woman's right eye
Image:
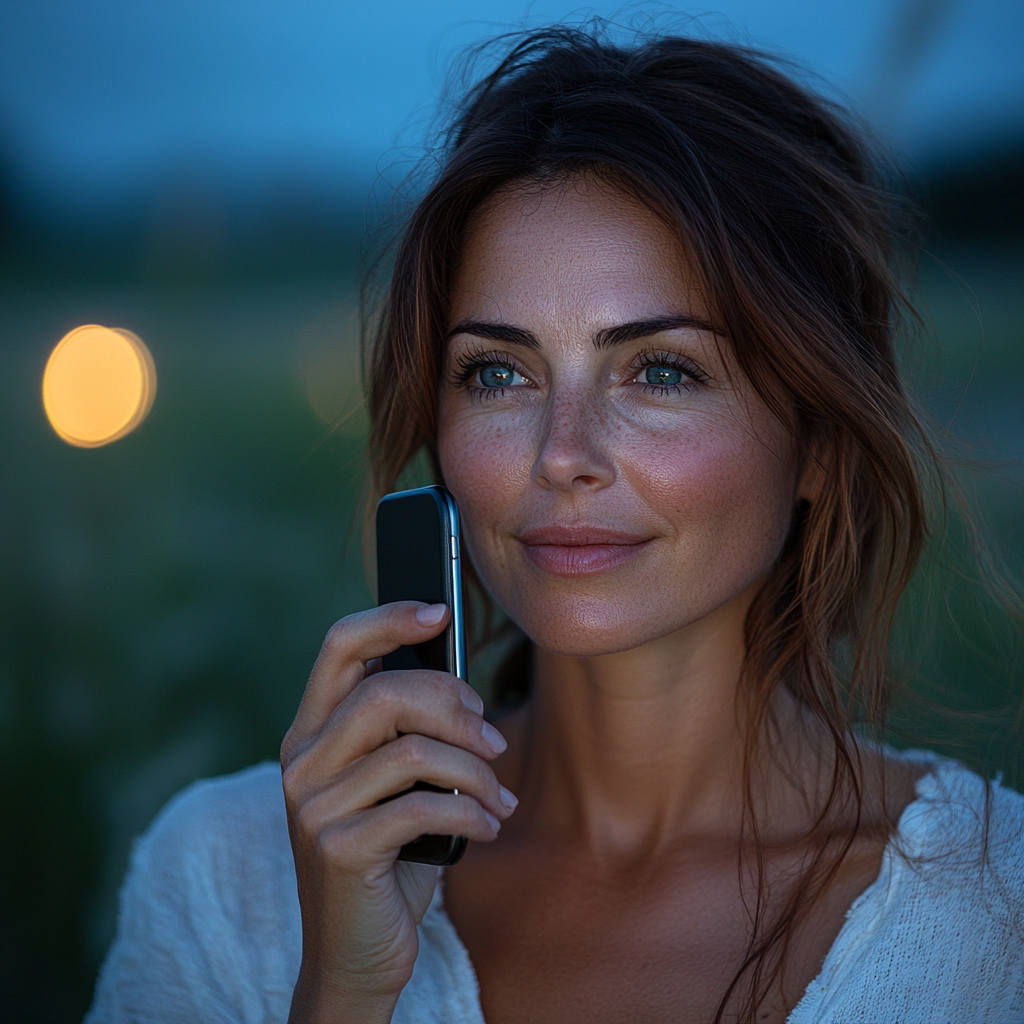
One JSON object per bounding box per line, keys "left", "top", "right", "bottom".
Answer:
{"left": 476, "top": 363, "right": 526, "bottom": 388}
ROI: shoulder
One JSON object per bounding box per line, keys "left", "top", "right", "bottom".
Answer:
{"left": 899, "top": 753, "right": 1024, "bottom": 894}
{"left": 882, "top": 753, "right": 1023, "bottom": 955}
{"left": 85, "top": 762, "right": 300, "bottom": 1024}
{"left": 130, "top": 759, "right": 298, "bottom": 944}
{"left": 141, "top": 759, "right": 290, "bottom": 865}
{"left": 791, "top": 755, "right": 1024, "bottom": 1023}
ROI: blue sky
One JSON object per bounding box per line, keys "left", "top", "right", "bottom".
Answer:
{"left": 1, "top": 0, "right": 1020, "bottom": 219}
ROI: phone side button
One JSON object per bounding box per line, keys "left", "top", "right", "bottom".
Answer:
{"left": 451, "top": 535, "right": 460, "bottom": 560}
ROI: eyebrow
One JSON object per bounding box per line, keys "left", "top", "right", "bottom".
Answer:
{"left": 446, "top": 313, "right": 717, "bottom": 351}
{"left": 593, "top": 314, "right": 718, "bottom": 349}
{"left": 446, "top": 320, "right": 540, "bottom": 349}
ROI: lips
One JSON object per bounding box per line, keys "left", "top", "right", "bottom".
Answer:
{"left": 516, "top": 525, "right": 652, "bottom": 576}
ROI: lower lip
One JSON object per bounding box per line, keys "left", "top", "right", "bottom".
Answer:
{"left": 520, "top": 541, "right": 651, "bottom": 576}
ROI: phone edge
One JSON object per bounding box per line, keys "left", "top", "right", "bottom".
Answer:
{"left": 377, "top": 485, "right": 470, "bottom": 867}
{"left": 437, "top": 487, "right": 468, "bottom": 682}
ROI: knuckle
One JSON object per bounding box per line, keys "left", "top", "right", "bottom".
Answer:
{"left": 434, "top": 670, "right": 461, "bottom": 695}
{"left": 383, "top": 601, "right": 409, "bottom": 629}
{"left": 460, "top": 796, "right": 490, "bottom": 830}
{"left": 358, "top": 675, "right": 399, "bottom": 714}
{"left": 371, "top": 601, "right": 412, "bottom": 639}
{"left": 402, "top": 791, "right": 436, "bottom": 824}
{"left": 280, "top": 759, "right": 300, "bottom": 797}
{"left": 321, "top": 616, "right": 355, "bottom": 655}
{"left": 279, "top": 729, "right": 298, "bottom": 768}
{"left": 464, "top": 798, "right": 487, "bottom": 824}
{"left": 418, "top": 670, "right": 458, "bottom": 706}
{"left": 289, "top": 801, "right": 323, "bottom": 844}
{"left": 393, "top": 733, "right": 431, "bottom": 768}
{"left": 318, "top": 821, "right": 359, "bottom": 866}
{"left": 280, "top": 754, "right": 310, "bottom": 802}
{"left": 280, "top": 724, "right": 315, "bottom": 768}
{"left": 474, "top": 758, "right": 497, "bottom": 790}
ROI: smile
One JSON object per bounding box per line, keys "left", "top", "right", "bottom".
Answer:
{"left": 516, "top": 526, "right": 653, "bottom": 577}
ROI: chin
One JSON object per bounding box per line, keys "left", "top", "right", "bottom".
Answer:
{"left": 509, "top": 596, "right": 677, "bottom": 658}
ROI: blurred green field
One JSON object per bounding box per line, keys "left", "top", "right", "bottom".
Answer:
{"left": 0, "top": 243, "right": 1020, "bottom": 1020}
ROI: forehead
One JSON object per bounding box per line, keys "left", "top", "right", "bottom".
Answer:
{"left": 450, "top": 177, "right": 700, "bottom": 324}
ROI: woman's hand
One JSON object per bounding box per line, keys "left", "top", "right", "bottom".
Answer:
{"left": 280, "top": 602, "right": 516, "bottom": 1024}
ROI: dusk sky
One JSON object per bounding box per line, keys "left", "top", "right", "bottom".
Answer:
{"left": 1, "top": 0, "right": 1020, "bottom": 219}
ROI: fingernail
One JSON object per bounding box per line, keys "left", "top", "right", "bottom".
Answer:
{"left": 415, "top": 603, "right": 447, "bottom": 626}
{"left": 484, "top": 810, "right": 501, "bottom": 833}
{"left": 499, "top": 785, "right": 518, "bottom": 811}
{"left": 460, "top": 689, "right": 485, "bottom": 714}
{"left": 481, "top": 720, "right": 508, "bottom": 754}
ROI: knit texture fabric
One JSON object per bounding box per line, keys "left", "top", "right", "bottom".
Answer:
{"left": 86, "top": 751, "right": 1023, "bottom": 1023}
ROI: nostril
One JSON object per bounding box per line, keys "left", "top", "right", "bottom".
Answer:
{"left": 532, "top": 460, "right": 613, "bottom": 491}
{"left": 531, "top": 430, "right": 615, "bottom": 491}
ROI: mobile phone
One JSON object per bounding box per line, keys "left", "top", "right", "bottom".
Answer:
{"left": 376, "top": 485, "right": 468, "bottom": 866}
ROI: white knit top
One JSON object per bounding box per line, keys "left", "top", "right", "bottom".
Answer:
{"left": 86, "top": 750, "right": 1024, "bottom": 1024}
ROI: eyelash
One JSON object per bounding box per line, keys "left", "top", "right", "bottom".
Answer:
{"left": 631, "top": 349, "right": 710, "bottom": 394}
{"left": 449, "top": 346, "right": 711, "bottom": 400}
{"left": 451, "top": 348, "right": 530, "bottom": 401}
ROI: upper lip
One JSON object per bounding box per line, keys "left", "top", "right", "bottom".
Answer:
{"left": 517, "top": 525, "right": 651, "bottom": 546}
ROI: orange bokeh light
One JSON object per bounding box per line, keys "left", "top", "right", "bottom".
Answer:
{"left": 42, "top": 325, "right": 157, "bottom": 448}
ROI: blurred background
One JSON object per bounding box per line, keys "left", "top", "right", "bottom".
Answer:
{"left": 0, "top": 1, "right": 1020, "bottom": 1018}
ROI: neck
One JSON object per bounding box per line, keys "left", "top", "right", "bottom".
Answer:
{"left": 503, "top": 583, "right": 807, "bottom": 858}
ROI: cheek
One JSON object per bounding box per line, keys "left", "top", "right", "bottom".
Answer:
{"left": 622, "top": 412, "right": 797, "bottom": 576}
{"left": 437, "top": 391, "right": 800, "bottom": 655}
{"left": 437, "top": 406, "right": 533, "bottom": 560}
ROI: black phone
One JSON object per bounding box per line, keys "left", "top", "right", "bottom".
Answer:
{"left": 376, "top": 485, "right": 469, "bottom": 866}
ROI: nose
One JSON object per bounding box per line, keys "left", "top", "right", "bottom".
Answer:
{"left": 531, "top": 384, "right": 615, "bottom": 493}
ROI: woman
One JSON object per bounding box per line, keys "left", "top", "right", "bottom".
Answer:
{"left": 87, "top": 27, "right": 1022, "bottom": 1024}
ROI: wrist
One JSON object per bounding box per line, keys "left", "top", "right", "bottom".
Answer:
{"left": 288, "top": 972, "right": 401, "bottom": 1024}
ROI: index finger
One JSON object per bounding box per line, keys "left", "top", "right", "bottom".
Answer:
{"left": 288, "top": 602, "right": 450, "bottom": 742}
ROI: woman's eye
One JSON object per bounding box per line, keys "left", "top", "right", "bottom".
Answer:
{"left": 478, "top": 364, "right": 524, "bottom": 388}
{"left": 642, "top": 364, "right": 685, "bottom": 387}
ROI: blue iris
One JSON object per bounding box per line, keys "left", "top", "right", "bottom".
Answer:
{"left": 644, "top": 365, "right": 684, "bottom": 386}
{"left": 480, "top": 364, "right": 515, "bottom": 387}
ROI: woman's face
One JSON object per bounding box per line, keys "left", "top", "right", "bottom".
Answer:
{"left": 437, "top": 178, "right": 800, "bottom": 658}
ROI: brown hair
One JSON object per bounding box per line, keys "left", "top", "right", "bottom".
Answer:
{"left": 367, "top": 25, "right": 937, "bottom": 1021}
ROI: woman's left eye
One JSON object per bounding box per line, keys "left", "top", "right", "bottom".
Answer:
{"left": 477, "top": 363, "right": 526, "bottom": 388}
{"left": 641, "top": 364, "right": 685, "bottom": 387}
